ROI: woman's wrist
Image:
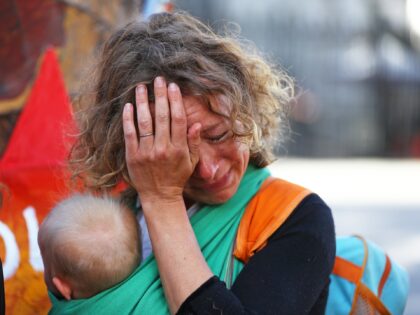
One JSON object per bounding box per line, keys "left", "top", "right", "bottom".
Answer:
{"left": 141, "top": 194, "right": 213, "bottom": 313}
{"left": 140, "top": 194, "right": 186, "bottom": 216}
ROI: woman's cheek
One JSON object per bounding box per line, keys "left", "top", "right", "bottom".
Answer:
{"left": 234, "top": 139, "right": 250, "bottom": 166}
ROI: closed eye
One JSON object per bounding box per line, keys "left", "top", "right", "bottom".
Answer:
{"left": 207, "top": 131, "right": 230, "bottom": 143}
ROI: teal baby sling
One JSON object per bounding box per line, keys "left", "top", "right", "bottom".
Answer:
{"left": 49, "top": 165, "right": 270, "bottom": 314}
{"left": 49, "top": 165, "right": 409, "bottom": 314}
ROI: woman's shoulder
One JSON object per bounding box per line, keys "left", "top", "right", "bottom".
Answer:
{"left": 262, "top": 176, "right": 334, "bottom": 236}
{"left": 257, "top": 176, "right": 334, "bottom": 236}
{"left": 268, "top": 191, "right": 336, "bottom": 260}
{"left": 288, "top": 193, "right": 334, "bottom": 229}
{"left": 235, "top": 177, "right": 335, "bottom": 262}
{"left": 283, "top": 193, "right": 334, "bottom": 232}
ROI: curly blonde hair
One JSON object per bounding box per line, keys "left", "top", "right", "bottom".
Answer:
{"left": 70, "top": 11, "right": 293, "bottom": 192}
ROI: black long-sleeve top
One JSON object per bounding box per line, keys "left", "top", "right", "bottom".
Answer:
{"left": 177, "top": 194, "right": 336, "bottom": 315}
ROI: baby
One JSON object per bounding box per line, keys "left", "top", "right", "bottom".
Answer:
{"left": 38, "top": 194, "right": 141, "bottom": 300}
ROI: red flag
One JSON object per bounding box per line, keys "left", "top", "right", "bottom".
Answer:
{"left": 0, "top": 47, "right": 74, "bottom": 314}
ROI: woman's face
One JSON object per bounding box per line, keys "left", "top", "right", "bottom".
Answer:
{"left": 182, "top": 95, "right": 250, "bottom": 205}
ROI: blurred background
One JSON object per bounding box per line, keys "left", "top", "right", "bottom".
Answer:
{"left": 177, "top": 0, "right": 420, "bottom": 158}
{"left": 0, "top": 0, "right": 419, "bottom": 314}
{"left": 174, "top": 1, "right": 420, "bottom": 314}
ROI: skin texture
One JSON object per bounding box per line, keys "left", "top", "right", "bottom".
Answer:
{"left": 122, "top": 76, "right": 250, "bottom": 314}
{"left": 182, "top": 95, "right": 250, "bottom": 205}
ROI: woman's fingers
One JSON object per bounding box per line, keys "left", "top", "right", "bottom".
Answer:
{"left": 168, "top": 83, "right": 187, "bottom": 146}
{"left": 122, "top": 103, "right": 139, "bottom": 160}
{"left": 187, "top": 122, "right": 202, "bottom": 166}
{"left": 125, "top": 79, "right": 198, "bottom": 199}
{"left": 136, "top": 84, "right": 154, "bottom": 148}
{"left": 154, "top": 76, "right": 170, "bottom": 146}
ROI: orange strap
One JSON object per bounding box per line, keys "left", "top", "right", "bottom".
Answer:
{"left": 234, "top": 177, "right": 311, "bottom": 263}
{"left": 332, "top": 257, "right": 363, "bottom": 284}
{"left": 332, "top": 236, "right": 368, "bottom": 285}
{"left": 378, "top": 255, "right": 392, "bottom": 298}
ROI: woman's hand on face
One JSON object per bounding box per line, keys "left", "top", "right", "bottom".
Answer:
{"left": 122, "top": 77, "right": 202, "bottom": 204}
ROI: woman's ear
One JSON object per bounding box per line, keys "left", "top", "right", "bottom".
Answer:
{"left": 52, "top": 276, "right": 73, "bottom": 300}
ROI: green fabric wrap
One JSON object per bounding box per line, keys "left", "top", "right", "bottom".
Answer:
{"left": 49, "top": 165, "right": 270, "bottom": 315}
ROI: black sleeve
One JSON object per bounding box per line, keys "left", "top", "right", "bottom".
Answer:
{"left": 177, "top": 194, "right": 336, "bottom": 315}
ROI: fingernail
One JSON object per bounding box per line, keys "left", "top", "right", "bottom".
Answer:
{"left": 155, "top": 76, "right": 165, "bottom": 87}
{"left": 124, "top": 103, "right": 131, "bottom": 112}
{"left": 137, "top": 85, "right": 145, "bottom": 93}
{"left": 168, "top": 82, "right": 178, "bottom": 91}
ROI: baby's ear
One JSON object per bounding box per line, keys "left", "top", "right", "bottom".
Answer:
{"left": 52, "top": 276, "right": 72, "bottom": 301}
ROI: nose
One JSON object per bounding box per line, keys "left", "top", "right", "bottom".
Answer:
{"left": 194, "top": 144, "right": 219, "bottom": 181}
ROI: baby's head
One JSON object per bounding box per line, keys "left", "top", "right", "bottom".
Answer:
{"left": 38, "top": 194, "right": 141, "bottom": 300}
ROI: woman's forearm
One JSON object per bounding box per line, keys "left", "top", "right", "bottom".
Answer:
{"left": 122, "top": 78, "right": 210, "bottom": 313}
{"left": 142, "top": 197, "right": 213, "bottom": 314}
